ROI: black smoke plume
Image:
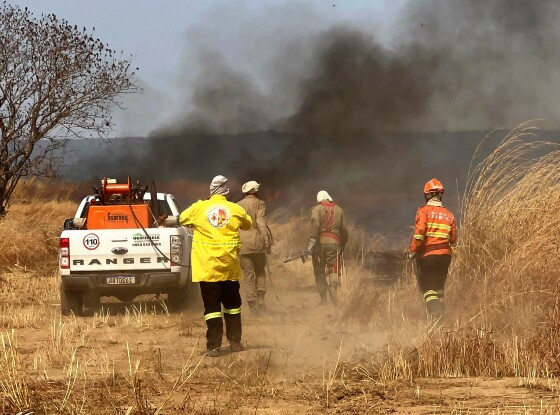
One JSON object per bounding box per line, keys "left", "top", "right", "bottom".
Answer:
{"left": 75, "top": 0, "right": 560, "bottom": 233}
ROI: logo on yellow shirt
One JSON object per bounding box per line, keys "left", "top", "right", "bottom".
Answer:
{"left": 206, "top": 205, "right": 230, "bottom": 228}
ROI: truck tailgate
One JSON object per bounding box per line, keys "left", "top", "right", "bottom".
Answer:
{"left": 66, "top": 229, "right": 173, "bottom": 272}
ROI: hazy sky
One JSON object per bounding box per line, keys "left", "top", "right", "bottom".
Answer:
{"left": 17, "top": 0, "right": 404, "bottom": 136}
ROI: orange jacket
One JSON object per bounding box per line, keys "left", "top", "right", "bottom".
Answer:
{"left": 409, "top": 202, "right": 457, "bottom": 257}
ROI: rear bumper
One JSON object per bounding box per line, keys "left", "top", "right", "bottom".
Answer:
{"left": 61, "top": 270, "right": 187, "bottom": 296}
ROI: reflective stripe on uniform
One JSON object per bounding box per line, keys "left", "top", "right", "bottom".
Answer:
{"left": 204, "top": 312, "right": 222, "bottom": 320}
{"left": 423, "top": 290, "right": 441, "bottom": 303}
{"left": 193, "top": 239, "right": 241, "bottom": 247}
{"left": 426, "top": 222, "right": 452, "bottom": 231}
{"left": 426, "top": 231, "right": 450, "bottom": 239}
{"left": 223, "top": 307, "right": 241, "bottom": 315}
{"left": 414, "top": 234, "right": 425, "bottom": 241}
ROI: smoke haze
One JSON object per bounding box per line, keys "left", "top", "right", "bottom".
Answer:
{"left": 73, "top": 0, "right": 560, "bottom": 233}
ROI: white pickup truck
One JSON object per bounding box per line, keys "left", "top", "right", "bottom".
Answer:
{"left": 58, "top": 192, "right": 195, "bottom": 316}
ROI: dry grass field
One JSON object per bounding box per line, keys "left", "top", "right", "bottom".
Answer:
{"left": 1, "top": 125, "right": 560, "bottom": 414}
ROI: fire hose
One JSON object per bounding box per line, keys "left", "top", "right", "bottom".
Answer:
{"left": 128, "top": 201, "right": 191, "bottom": 269}
{"left": 264, "top": 254, "right": 280, "bottom": 302}
{"left": 285, "top": 249, "right": 339, "bottom": 305}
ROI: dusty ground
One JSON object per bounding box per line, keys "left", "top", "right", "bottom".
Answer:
{"left": 1, "top": 258, "right": 559, "bottom": 414}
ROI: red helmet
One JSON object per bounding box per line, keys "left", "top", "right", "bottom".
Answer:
{"left": 424, "top": 178, "right": 444, "bottom": 195}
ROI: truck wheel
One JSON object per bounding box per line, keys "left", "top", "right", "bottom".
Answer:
{"left": 60, "top": 285, "right": 83, "bottom": 316}
{"left": 168, "top": 269, "right": 202, "bottom": 313}
{"left": 185, "top": 281, "right": 202, "bottom": 311}
{"left": 83, "top": 292, "right": 101, "bottom": 312}
{"left": 167, "top": 286, "right": 188, "bottom": 313}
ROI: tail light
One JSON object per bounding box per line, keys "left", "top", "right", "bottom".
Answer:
{"left": 170, "top": 235, "right": 183, "bottom": 265}
{"left": 59, "top": 238, "right": 70, "bottom": 269}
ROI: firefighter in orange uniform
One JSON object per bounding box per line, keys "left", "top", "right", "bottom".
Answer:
{"left": 409, "top": 179, "right": 457, "bottom": 318}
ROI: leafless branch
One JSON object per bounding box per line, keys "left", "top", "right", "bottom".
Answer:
{"left": 0, "top": 2, "right": 139, "bottom": 213}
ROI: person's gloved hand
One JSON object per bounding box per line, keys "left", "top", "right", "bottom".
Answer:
{"left": 307, "top": 237, "right": 317, "bottom": 255}
{"left": 408, "top": 251, "right": 417, "bottom": 260}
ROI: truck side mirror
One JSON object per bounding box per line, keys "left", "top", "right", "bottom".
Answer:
{"left": 63, "top": 218, "right": 74, "bottom": 230}
{"left": 64, "top": 218, "right": 86, "bottom": 230}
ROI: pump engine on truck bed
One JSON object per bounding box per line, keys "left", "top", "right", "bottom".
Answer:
{"left": 86, "top": 177, "right": 152, "bottom": 229}
{"left": 68, "top": 177, "right": 169, "bottom": 231}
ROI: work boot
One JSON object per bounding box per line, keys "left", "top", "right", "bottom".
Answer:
{"left": 204, "top": 348, "right": 222, "bottom": 357}
{"left": 426, "top": 301, "right": 444, "bottom": 322}
{"left": 230, "top": 342, "right": 244, "bottom": 353}
{"left": 319, "top": 292, "right": 328, "bottom": 306}
{"left": 248, "top": 301, "right": 259, "bottom": 316}
{"left": 257, "top": 291, "right": 267, "bottom": 312}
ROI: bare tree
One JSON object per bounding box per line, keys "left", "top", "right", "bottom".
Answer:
{"left": 0, "top": 2, "right": 139, "bottom": 214}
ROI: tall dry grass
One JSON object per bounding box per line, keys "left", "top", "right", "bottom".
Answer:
{"left": 0, "top": 179, "right": 76, "bottom": 270}
{"left": 0, "top": 330, "right": 31, "bottom": 413}
{"left": 449, "top": 122, "right": 560, "bottom": 329}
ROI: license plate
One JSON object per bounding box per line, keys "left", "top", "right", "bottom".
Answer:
{"left": 106, "top": 276, "right": 135, "bottom": 285}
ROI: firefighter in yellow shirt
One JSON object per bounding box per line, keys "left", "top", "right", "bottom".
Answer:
{"left": 180, "top": 175, "right": 252, "bottom": 356}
